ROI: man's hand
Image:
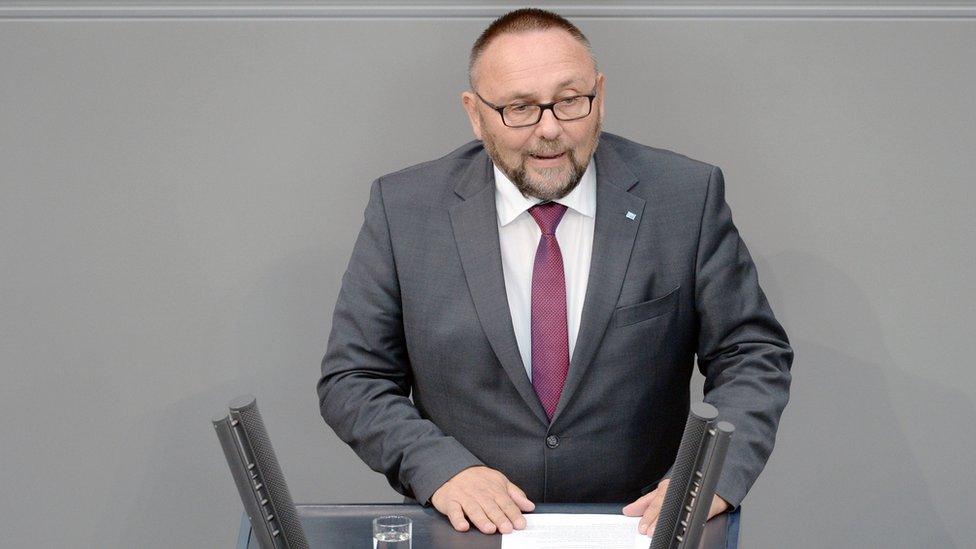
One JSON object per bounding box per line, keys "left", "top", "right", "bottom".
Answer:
{"left": 622, "top": 478, "right": 730, "bottom": 536}
{"left": 430, "top": 466, "right": 536, "bottom": 534}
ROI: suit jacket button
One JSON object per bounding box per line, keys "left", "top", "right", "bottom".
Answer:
{"left": 546, "top": 435, "right": 559, "bottom": 449}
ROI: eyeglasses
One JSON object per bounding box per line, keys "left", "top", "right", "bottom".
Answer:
{"left": 474, "top": 89, "right": 597, "bottom": 128}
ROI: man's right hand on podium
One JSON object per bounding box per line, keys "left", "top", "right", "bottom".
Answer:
{"left": 430, "top": 465, "right": 536, "bottom": 535}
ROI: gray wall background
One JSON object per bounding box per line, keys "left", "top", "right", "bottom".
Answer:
{"left": 2, "top": 2, "right": 975, "bottom": 547}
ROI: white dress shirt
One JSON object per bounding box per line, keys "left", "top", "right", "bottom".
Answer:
{"left": 493, "top": 161, "right": 596, "bottom": 379}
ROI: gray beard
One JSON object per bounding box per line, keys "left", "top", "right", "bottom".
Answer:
{"left": 481, "top": 125, "right": 600, "bottom": 202}
{"left": 508, "top": 149, "right": 589, "bottom": 201}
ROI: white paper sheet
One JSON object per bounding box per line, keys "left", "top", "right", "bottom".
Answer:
{"left": 500, "top": 514, "right": 652, "bottom": 549}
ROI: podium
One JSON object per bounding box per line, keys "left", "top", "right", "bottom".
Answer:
{"left": 236, "top": 503, "right": 740, "bottom": 548}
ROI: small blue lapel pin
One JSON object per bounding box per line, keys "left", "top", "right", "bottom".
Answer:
{"left": 625, "top": 211, "right": 637, "bottom": 220}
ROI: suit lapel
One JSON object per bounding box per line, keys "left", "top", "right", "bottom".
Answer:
{"left": 449, "top": 152, "right": 550, "bottom": 425}
{"left": 551, "top": 140, "right": 645, "bottom": 423}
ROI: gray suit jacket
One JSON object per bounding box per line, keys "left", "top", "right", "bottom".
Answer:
{"left": 318, "top": 132, "right": 792, "bottom": 509}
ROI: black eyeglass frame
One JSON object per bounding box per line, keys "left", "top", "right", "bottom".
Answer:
{"left": 474, "top": 89, "right": 598, "bottom": 128}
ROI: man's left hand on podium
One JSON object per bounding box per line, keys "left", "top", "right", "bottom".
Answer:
{"left": 621, "top": 478, "right": 731, "bottom": 536}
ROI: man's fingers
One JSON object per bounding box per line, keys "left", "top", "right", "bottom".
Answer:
{"left": 496, "top": 494, "right": 527, "bottom": 530}
{"left": 507, "top": 483, "right": 536, "bottom": 513}
{"left": 638, "top": 490, "right": 666, "bottom": 535}
{"left": 443, "top": 500, "right": 470, "bottom": 532}
{"left": 622, "top": 491, "right": 655, "bottom": 516}
{"left": 460, "top": 498, "right": 496, "bottom": 535}
{"left": 707, "top": 495, "right": 731, "bottom": 520}
{"left": 432, "top": 467, "right": 536, "bottom": 534}
{"left": 624, "top": 478, "right": 670, "bottom": 516}
{"left": 480, "top": 498, "right": 514, "bottom": 534}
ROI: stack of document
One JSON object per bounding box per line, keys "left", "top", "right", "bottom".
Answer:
{"left": 501, "top": 514, "right": 652, "bottom": 549}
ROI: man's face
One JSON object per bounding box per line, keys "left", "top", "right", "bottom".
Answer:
{"left": 462, "top": 29, "right": 605, "bottom": 201}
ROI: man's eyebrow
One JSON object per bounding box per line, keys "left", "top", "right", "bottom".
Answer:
{"left": 500, "top": 78, "right": 589, "bottom": 103}
{"left": 554, "top": 78, "right": 587, "bottom": 91}
{"left": 502, "top": 91, "right": 536, "bottom": 103}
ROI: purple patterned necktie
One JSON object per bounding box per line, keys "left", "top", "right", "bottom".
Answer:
{"left": 528, "top": 202, "right": 570, "bottom": 421}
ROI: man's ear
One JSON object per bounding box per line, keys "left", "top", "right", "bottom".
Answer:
{"left": 595, "top": 72, "right": 606, "bottom": 122}
{"left": 461, "top": 91, "right": 483, "bottom": 141}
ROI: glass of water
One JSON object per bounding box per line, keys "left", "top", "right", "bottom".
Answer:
{"left": 373, "top": 515, "right": 411, "bottom": 549}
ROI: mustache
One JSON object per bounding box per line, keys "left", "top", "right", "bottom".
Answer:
{"left": 527, "top": 142, "right": 570, "bottom": 156}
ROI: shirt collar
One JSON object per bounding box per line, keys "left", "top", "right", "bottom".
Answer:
{"left": 493, "top": 159, "right": 597, "bottom": 227}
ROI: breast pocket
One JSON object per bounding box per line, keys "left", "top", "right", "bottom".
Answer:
{"left": 612, "top": 286, "right": 680, "bottom": 328}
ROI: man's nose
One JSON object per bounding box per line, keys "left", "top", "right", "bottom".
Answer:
{"left": 534, "top": 108, "right": 563, "bottom": 141}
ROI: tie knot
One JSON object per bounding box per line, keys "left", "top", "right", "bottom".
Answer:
{"left": 529, "top": 202, "right": 568, "bottom": 235}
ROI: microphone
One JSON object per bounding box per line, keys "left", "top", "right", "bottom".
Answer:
{"left": 650, "top": 402, "right": 734, "bottom": 549}
{"left": 213, "top": 395, "right": 309, "bottom": 549}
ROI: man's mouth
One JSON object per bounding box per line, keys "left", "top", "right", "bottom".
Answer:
{"left": 530, "top": 152, "right": 565, "bottom": 160}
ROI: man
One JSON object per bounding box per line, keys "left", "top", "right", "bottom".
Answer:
{"left": 318, "top": 8, "right": 792, "bottom": 537}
